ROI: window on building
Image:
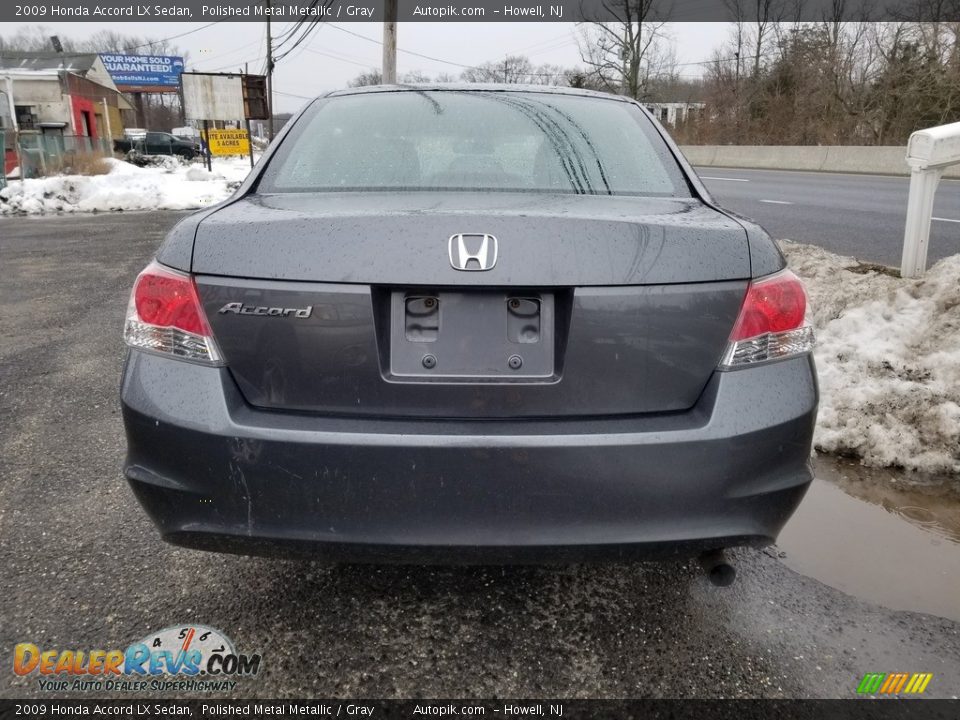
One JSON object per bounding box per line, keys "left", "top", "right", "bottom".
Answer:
{"left": 15, "top": 106, "right": 36, "bottom": 129}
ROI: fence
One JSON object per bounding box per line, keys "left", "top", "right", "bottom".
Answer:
{"left": 12, "top": 134, "right": 113, "bottom": 178}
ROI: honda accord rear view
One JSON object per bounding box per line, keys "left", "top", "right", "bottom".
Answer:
{"left": 120, "top": 86, "right": 817, "bottom": 565}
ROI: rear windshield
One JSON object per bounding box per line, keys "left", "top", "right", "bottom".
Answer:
{"left": 258, "top": 91, "right": 691, "bottom": 197}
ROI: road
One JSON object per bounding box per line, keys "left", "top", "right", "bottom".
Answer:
{"left": 695, "top": 167, "right": 960, "bottom": 267}
{"left": 1, "top": 212, "right": 959, "bottom": 702}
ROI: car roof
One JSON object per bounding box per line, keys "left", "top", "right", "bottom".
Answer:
{"left": 323, "top": 84, "right": 636, "bottom": 104}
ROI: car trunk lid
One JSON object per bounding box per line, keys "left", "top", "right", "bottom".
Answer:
{"left": 193, "top": 192, "right": 749, "bottom": 418}
{"left": 191, "top": 192, "right": 748, "bottom": 285}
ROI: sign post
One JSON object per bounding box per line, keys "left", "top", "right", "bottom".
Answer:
{"left": 202, "top": 120, "right": 211, "bottom": 172}
{"left": 245, "top": 118, "right": 254, "bottom": 169}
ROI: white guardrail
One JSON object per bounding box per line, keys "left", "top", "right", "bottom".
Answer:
{"left": 902, "top": 122, "right": 960, "bottom": 278}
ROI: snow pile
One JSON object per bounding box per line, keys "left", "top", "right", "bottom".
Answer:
{"left": 0, "top": 156, "right": 254, "bottom": 215}
{"left": 782, "top": 241, "right": 960, "bottom": 476}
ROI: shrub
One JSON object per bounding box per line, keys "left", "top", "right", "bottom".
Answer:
{"left": 40, "top": 152, "right": 112, "bottom": 177}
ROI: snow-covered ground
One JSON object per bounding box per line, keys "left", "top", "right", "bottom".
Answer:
{"left": 783, "top": 241, "right": 960, "bottom": 477}
{"left": 0, "top": 156, "right": 253, "bottom": 215}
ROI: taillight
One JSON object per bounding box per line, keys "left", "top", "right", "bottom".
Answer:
{"left": 720, "top": 269, "right": 814, "bottom": 369}
{"left": 123, "top": 261, "right": 223, "bottom": 365}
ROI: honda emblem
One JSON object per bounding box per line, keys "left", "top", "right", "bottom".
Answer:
{"left": 448, "top": 233, "right": 498, "bottom": 271}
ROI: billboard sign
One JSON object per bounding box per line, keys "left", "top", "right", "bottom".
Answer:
{"left": 181, "top": 73, "right": 245, "bottom": 122}
{"left": 100, "top": 54, "right": 184, "bottom": 93}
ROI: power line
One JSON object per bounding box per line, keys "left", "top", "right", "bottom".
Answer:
{"left": 326, "top": 24, "right": 477, "bottom": 69}
{"left": 273, "top": 88, "right": 314, "bottom": 100}
{"left": 205, "top": 53, "right": 267, "bottom": 73}
{"left": 525, "top": 37, "right": 580, "bottom": 59}
{"left": 272, "top": 21, "right": 306, "bottom": 50}
{"left": 274, "top": 22, "right": 323, "bottom": 66}
{"left": 303, "top": 46, "right": 375, "bottom": 69}
{"left": 513, "top": 26, "right": 581, "bottom": 55}
{"left": 277, "top": 17, "right": 762, "bottom": 91}
{"left": 272, "top": 3, "right": 338, "bottom": 62}
{"left": 195, "top": 36, "right": 263, "bottom": 67}
{"left": 124, "top": 22, "right": 220, "bottom": 52}
{"left": 275, "top": 22, "right": 325, "bottom": 62}
{"left": 324, "top": 24, "right": 696, "bottom": 80}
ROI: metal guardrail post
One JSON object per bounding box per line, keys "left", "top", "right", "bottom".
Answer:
{"left": 901, "top": 121, "right": 960, "bottom": 278}
{"left": 901, "top": 167, "right": 944, "bottom": 278}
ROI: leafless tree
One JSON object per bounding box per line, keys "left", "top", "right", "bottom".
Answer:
{"left": 577, "top": 0, "right": 675, "bottom": 100}
{"left": 348, "top": 70, "right": 382, "bottom": 87}
{"left": 0, "top": 25, "right": 78, "bottom": 53}
{"left": 459, "top": 55, "right": 569, "bottom": 85}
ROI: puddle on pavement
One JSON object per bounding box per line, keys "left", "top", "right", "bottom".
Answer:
{"left": 776, "top": 454, "right": 960, "bottom": 622}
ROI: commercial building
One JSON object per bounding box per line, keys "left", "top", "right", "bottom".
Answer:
{"left": 644, "top": 101, "right": 707, "bottom": 127}
{"left": 0, "top": 52, "right": 133, "bottom": 176}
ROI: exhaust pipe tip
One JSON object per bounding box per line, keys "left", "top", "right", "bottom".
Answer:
{"left": 699, "top": 549, "right": 736, "bottom": 587}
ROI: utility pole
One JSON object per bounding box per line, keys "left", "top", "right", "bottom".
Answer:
{"left": 382, "top": 0, "right": 397, "bottom": 84}
{"left": 265, "top": 0, "right": 275, "bottom": 140}
{"left": 244, "top": 62, "right": 254, "bottom": 169}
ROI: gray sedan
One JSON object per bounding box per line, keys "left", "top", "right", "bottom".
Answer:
{"left": 120, "top": 86, "right": 817, "bottom": 580}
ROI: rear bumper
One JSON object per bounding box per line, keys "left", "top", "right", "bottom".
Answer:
{"left": 121, "top": 351, "right": 817, "bottom": 562}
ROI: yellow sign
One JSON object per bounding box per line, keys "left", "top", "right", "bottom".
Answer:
{"left": 206, "top": 129, "right": 250, "bottom": 156}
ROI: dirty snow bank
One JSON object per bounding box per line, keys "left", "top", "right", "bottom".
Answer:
{"left": 782, "top": 241, "right": 960, "bottom": 476}
{"left": 0, "top": 156, "right": 253, "bottom": 215}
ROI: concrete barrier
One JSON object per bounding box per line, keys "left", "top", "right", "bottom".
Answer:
{"left": 679, "top": 145, "right": 960, "bottom": 179}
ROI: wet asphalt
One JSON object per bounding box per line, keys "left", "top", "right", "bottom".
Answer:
{"left": 0, "top": 211, "right": 958, "bottom": 700}
{"left": 696, "top": 167, "right": 960, "bottom": 267}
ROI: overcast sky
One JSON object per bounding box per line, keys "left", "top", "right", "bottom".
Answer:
{"left": 5, "top": 21, "right": 730, "bottom": 112}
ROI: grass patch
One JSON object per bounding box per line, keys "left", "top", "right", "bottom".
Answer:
{"left": 39, "top": 152, "right": 112, "bottom": 177}
{"left": 844, "top": 261, "right": 901, "bottom": 278}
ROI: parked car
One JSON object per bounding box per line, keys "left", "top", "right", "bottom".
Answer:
{"left": 120, "top": 86, "right": 817, "bottom": 579}
{"left": 171, "top": 126, "right": 201, "bottom": 142}
{"left": 114, "top": 131, "right": 198, "bottom": 159}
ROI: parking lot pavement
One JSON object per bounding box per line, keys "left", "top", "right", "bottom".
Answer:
{"left": 1, "top": 211, "right": 958, "bottom": 700}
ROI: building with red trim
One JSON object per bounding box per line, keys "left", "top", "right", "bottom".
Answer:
{"left": 1, "top": 52, "right": 133, "bottom": 176}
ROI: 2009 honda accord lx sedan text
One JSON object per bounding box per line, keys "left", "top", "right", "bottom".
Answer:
{"left": 120, "top": 86, "right": 817, "bottom": 572}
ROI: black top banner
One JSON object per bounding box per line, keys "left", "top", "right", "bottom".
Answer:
{"left": 4, "top": 0, "right": 960, "bottom": 23}
{"left": 1, "top": 699, "right": 959, "bottom": 720}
